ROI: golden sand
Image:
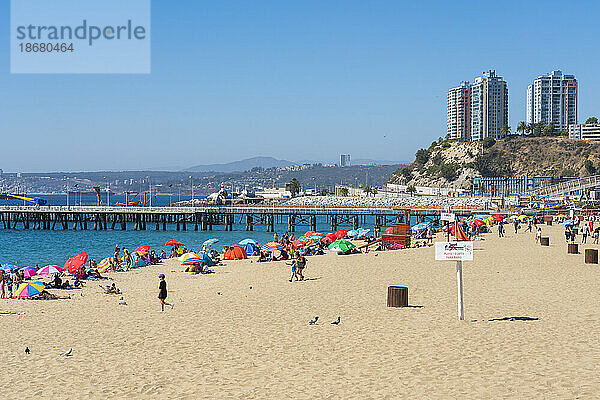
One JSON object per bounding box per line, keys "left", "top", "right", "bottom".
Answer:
{"left": 2, "top": 224, "right": 600, "bottom": 399}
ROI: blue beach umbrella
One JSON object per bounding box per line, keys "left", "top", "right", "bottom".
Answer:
{"left": 1, "top": 264, "right": 17, "bottom": 271}
{"left": 356, "top": 228, "right": 371, "bottom": 238}
{"left": 346, "top": 229, "right": 360, "bottom": 238}
{"left": 562, "top": 219, "right": 575, "bottom": 226}
{"left": 411, "top": 222, "right": 431, "bottom": 232}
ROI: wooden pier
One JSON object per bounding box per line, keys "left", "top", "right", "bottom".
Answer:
{"left": 0, "top": 205, "right": 486, "bottom": 232}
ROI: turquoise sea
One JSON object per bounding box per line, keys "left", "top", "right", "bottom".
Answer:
{"left": 0, "top": 194, "right": 395, "bottom": 267}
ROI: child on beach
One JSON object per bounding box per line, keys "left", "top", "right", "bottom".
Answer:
{"left": 158, "top": 274, "right": 173, "bottom": 312}
{"left": 289, "top": 260, "right": 297, "bottom": 282}
{"left": 536, "top": 227, "right": 542, "bottom": 243}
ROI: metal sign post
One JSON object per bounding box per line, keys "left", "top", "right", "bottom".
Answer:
{"left": 435, "top": 241, "right": 472, "bottom": 320}
{"left": 456, "top": 260, "right": 464, "bottom": 320}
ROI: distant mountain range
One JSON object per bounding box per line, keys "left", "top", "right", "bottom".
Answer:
{"left": 185, "top": 157, "right": 295, "bottom": 173}
{"left": 185, "top": 156, "right": 404, "bottom": 173}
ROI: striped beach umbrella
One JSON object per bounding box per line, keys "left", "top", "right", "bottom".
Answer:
{"left": 179, "top": 252, "right": 201, "bottom": 262}
{"left": 97, "top": 257, "right": 114, "bottom": 273}
{"left": 261, "top": 242, "right": 285, "bottom": 252}
{"left": 182, "top": 258, "right": 206, "bottom": 265}
{"left": 21, "top": 268, "right": 38, "bottom": 279}
{"left": 15, "top": 281, "right": 45, "bottom": 298}
{"left": 37, "top": 265, "right": 63, "bottom": 275}
{"left": 203, "top": 238, "right": 219, "bottom": 247}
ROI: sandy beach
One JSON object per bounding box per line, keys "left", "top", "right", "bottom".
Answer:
{"left": 2, "top": 224, "right": 600, "bottom": 399}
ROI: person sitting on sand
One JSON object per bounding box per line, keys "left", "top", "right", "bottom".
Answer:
{"left": 100, "top": 283, "right": 121, "bottom": 295}
{"left": 257, "top": 251, "right": 268, "bottom": 262}
{"left": 52, "top": 274, "right": 63, "bottom": 289}
{"left": 34, "top": 290, "right": 71, "bottom": 300}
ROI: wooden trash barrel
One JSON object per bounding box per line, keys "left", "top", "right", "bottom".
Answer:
{"left": 387, "top": 286, "right": 408, "bottom": 307}
{"left": 540, "top": 237, "right": 550, "bottom": 246}
{"left": 585, "top": 249, "right": 598, "bottom": 264}
{"left": 546, "top": 220, "right": 553, "bottom": 226}
{"left": 568, "top": 243, "right": 579, "bottom": 254}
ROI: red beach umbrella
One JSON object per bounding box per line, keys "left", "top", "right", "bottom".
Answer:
{"left": 471, "top": 219, "right": 485, "bottom": 227}
{"left": 65, "top": 251, "right": 88, "bottom": 274}
{"left": 163, "top": 240, "right": 184, "bottom": 247}
{"left": 135, "top": 245, "right": 151, "bottom": 253}
{"left": 492, "top": 214, "right": 504, "bottom": 222}
{"left": 320, "top": 236, "right": 334, "bottom": 245}
{"left": 335, "top": 229, "right": 348, "bottom": 239}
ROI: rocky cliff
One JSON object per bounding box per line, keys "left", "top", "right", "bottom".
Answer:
{"left": 388, "top": 136, "right": 600, "bottom": 190}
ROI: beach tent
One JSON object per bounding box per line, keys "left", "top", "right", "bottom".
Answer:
{"left": 239, "top": 238, "right": 257, "bottom": 246}
{"left": 223, "top": 245, "right": 247, "bottom": 260}
{"left": 335, "top": 229, "right": 348, "bottom": 239}
{"left": 240, "top": 242, "right": 259, "bottom": 256}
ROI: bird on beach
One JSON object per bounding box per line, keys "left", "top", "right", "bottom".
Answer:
{"left": 25, "top": 347, "right": 30, "bottom": 354}
{"left": 331, "top": 317, "right": 341, "bottom": 325}
{"left": 309, "top": 316, "right": 319, "bottom": 325}
{"left": 60, "top": 348, "right": 73, "bottom": 357}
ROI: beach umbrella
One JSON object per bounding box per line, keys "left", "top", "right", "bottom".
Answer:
{"left": 261, "top": 242, "right": 285, "bottom": 252}
{"left": 37, "top": 265, "right": 63, "bottom": 275}
{"left": 1, "top": 264, "right": 17, "bottom": 271}
{"left": 182, "top": 258, "right": 206, "bottom": 265}
{"left": 517, "top": 215, "right": 529, "bottom": 221}
{"left": 562, "top": 219, "right": 575, "bottom": 226}
{"left": 203, "top": 238, "right": 219, "bottom": 247}
{"left": 320, "top": 236, "right": 334, "bottom": 245}
{"left": 65, "top": 252, "right": 88, "bottom": 274}
{"left": 471, "top": 219, "right": 485, "bottom": 227}
{"left": 491, "top": 214, "right": 504, "bottom": 222}
{"left": 179, "top": 252, "right": 201, "bottom": 262}
{"left": 21, "top": 268, "right": 37, "bottom": 279}
{"left": 325, "top": 233, "right": 337, "bottom": 241}
{"left": 134, "top": 245, "right": 151, "bottom": 253}
{"left": 356, "top": 228, "right": 371, "bottom": 238}
{"left": 335, "top": 229, "right": 348, "bottom": 239}
{"left": 97, "top": 257, "right": 114, "bottom": 273}
{"left": 239, "top": 238, "right": 257, "bottom": 245}
{"left": 304, "top": 230, "right": 316, "bottom": 237}
{"left": 328, "top": 240, "right": 356, "bottom": 253}
{"left": 346, "top": 229, "right": 359, "bottom": 237}
{"left": 15, "top": 282, "right": 45, "bottom": 298}
{"left": 411, "top": 222, "right": 431, "bottom": 232}
{"left": 163, "top": 240, "right": 184, "bottom": 247}
{"left": 384, "top": 227, "right": 394, "bottom": 235}
{"left": 292, "top": 239, "right": 312, "bottom": 249}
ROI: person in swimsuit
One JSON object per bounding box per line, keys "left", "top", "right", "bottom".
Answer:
{"left": 158, "top": 274, "right": 173, "bottom": 312}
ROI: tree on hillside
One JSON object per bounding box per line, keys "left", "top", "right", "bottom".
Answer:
{"left": 320, "top": 188, "right": 330, "bottom": 196}
{"left": 584, "top": 160, "right": 596, "bottom": 175}
{"left": 482, "top": 137, "right": 496, "bottom": 149}
{"left": 288, "top": 178, "right": 301, "bottom": 197}
{"left": 339, "top": 187, "right": 349, "bottom": 197}
{"left": 362, "top": 186, "right": 374, "bottom": 197}
{"left": 415, "top": 149, "right": 430, "bottom": 165}
{"left": 406, "top": 184, "right": 417, "bottom": 196}
{"left": 517, "top": 121, "right": 527, "bottom": 135}
{"left": 586, "top": 117, "right": 598, "bottom": 125}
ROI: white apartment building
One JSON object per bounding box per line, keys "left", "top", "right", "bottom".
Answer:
{"left": 527, "top": 70, "right": 577, "bottom": 130}
{"left": 447, "top": 81, "right": 471, "bottom": 141}
{"left": 470, "top": 70, "right": 509, "bottom": 141}
{"left": 568, "top": 124, "right": 600, "bottom": 141}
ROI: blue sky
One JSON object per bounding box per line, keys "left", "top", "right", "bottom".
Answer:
{"left": 1, "top": 0, "right": 599, "bottom": 172}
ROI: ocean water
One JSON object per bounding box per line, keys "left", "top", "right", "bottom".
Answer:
{"left": 0, "top": 194, "right": 414, "bottom": 267}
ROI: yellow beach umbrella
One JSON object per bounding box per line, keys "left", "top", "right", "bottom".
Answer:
{"left": 179, "top": 252, "right": 200, "bottom": 262}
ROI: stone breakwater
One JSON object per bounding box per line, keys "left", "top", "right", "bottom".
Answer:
{"left": 283, "top": 195, "right": 491, "bottom": 209}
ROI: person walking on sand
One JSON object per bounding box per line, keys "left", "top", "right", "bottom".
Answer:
{"left": 295, "top": 253, "right": 306, "bottom": 281}
{"left": 157, "top": 274, "right": 173, "bottom": 312}
{"left": 527, "top": 219, "right": 533, "bottom": 233}
{"left": 498, "top": 220, "right": 504, "bottom": 238}
{"left": 536, "top": 227, "right": 542, "bottom": 243}
{"left": 513, "top": 219, "right": 519, "bottom": 234}
{"left": 582, "top": 224, "right": 590, "bottom": 244}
